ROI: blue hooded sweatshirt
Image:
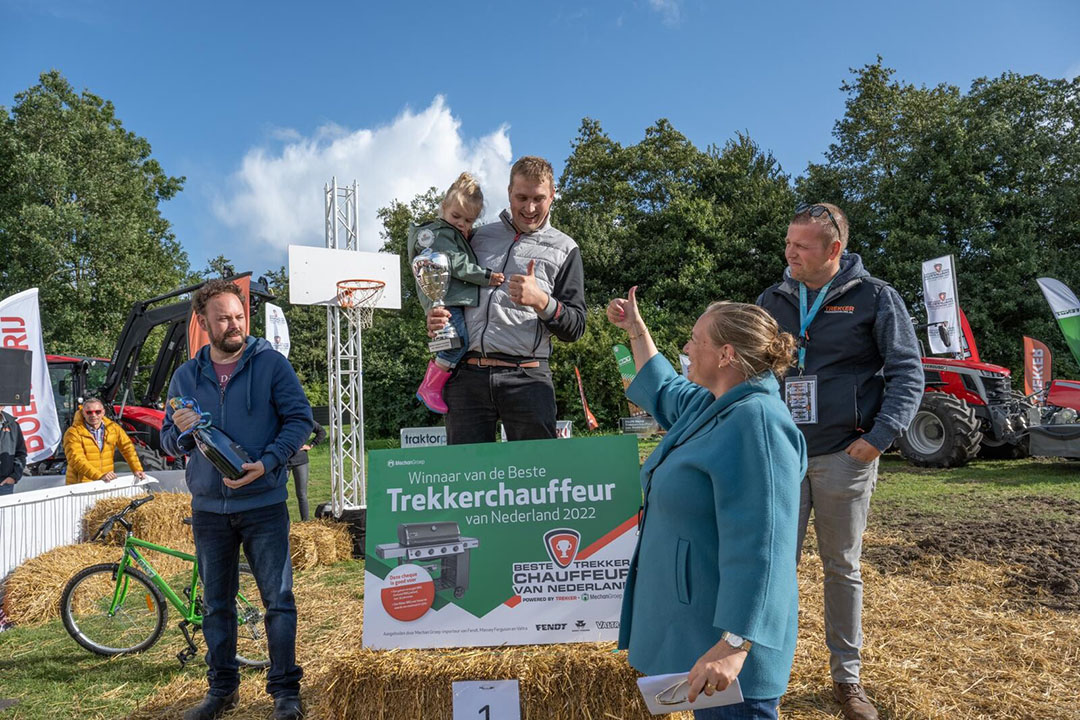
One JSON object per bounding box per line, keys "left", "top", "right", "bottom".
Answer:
{"left": 162, "top": 336, "right": 314, "bottom": 514}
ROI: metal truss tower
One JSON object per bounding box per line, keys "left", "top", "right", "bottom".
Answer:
{"left": 325, "top": 177, "right": 368, "bottom": 516}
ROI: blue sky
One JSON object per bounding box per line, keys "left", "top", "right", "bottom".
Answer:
{"left": 3, "top": 0, "right": 1079, "bottom": 277}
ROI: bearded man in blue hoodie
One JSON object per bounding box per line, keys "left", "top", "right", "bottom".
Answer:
{"left": 163, "top": 279, "right": 313, "bottom": 720}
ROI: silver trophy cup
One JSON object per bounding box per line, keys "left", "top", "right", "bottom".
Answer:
{"left": 412, "top": 249, "right": 463, "bottom": 353}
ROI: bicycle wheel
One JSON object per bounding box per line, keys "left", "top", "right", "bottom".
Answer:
{"left": 61, "top": 563, "right": 167, "bottom": 655}
{"left": 235, "top": 563, "right": 270, "bottom": 668}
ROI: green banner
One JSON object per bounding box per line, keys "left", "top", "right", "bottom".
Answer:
{"left": 1037, "top": 278, "right": 1080, "bottom": 367}
{"left": 362, "top": 436, "right": 641, "bottom": 649}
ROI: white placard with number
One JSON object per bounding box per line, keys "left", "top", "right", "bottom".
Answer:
{"left": 452, "top": 680, "right": 521, "bottom": 720}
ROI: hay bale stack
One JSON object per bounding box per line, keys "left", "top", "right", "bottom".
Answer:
{"left": 2, "top": 543, "right": 119, "bottom": 625}
{"left": 310, "top": 643, "right": 686, "bottom": 720}
{"left": 289, "top": 520, "right": 353, "bottom": 570}
{"left": 83, "top": 492, "right": 194, "bottom": 553}
{"left": 82, "top": 492, "right": 195, "bottom": 578}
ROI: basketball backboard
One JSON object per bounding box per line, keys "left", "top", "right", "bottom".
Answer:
{"left": 288, "top": 245, "right": 401, "bottom": 309}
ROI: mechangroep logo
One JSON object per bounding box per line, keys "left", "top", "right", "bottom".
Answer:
{"left": 543, "top": 528, "right": 581, "bottom": 569}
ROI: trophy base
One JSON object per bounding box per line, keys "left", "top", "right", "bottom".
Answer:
{"left": 429, "top": 335, "right": 464, "bottom": 353}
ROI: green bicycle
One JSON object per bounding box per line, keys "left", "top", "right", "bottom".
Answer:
{"left": 60, "top": 491, "right": 270, "bottom": 668}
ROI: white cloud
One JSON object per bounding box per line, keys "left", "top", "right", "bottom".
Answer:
{"left": 647, "top": 0, "right": 681, "bottom": 26}
{"left": 213, "top": 96, "right": 513, "bottom": 257}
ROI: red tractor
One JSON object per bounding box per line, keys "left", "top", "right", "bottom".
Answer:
{"left": 33, "top": 274, "right": 272, "bottom": 475}
{"left": 895, "top": 356, "right": 1031, "bottom": 467}
{"left": 896, "top": 322, "right": 1080, "bottom": 467}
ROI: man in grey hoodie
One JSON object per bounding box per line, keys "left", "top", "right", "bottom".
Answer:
{"left": 427, "top": 156, "right": 586, "bottom": 444}
{"left": 757, "top": 203, "right": 923, "bottom": 720}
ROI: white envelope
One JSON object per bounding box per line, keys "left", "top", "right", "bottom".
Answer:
{"left": 636, "top": 672, "right": 743, "bottom": 714}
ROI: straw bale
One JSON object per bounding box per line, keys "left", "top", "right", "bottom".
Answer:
{"left": 82, "top": 492, "right": 196, "bottom": 579}
{"left": 1, "top": 543, "right": 119, "bottom": 625}
{"left": 83, "top": 492, "right": 195, "bottom": 553}
{"left": 310, "top": 519, "right": 350, "bottom": 563}
{"left": 289, "top": 520, "right": 353, "bottom": 570}
{"left": 311, "top": 642, "right": 689, "bottom": 720}
{"left": 289, "top": 524, "right": 321, "bottom": 571}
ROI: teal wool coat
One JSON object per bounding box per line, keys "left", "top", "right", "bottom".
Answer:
{"left": 618, "top": 354, "right": 807, "bottom": 700}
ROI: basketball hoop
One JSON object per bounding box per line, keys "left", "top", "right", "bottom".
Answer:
{"left": 336, "top": 278, "right": 385, "bottom": 328}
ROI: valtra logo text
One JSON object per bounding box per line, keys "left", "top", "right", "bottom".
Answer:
{"left": 543, "top": 528, "right": 581, "bottom": 569}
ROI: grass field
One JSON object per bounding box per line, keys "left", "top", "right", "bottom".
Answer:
{"left": 0, "top": 441, "right": 1077, "bottom": 719}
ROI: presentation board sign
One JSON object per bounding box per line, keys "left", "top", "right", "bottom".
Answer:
{"left": 403, "top": 421, "right": 573, "bottom": 449}
{"left": 362, "top": 435, "right": 641, "bottom": 650}
{"left": 400, "top": 426, "right": 448, "bottom": 448}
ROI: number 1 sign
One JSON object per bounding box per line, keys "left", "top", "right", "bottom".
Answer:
{"left": 452, "top": 680, "right": 521, "bottom": 720}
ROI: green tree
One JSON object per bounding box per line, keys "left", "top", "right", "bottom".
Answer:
{"left": 554, "top": 118, "right": 796, "bottom": 425}
{"left": 799, "top": 59, "right": 1080, "bottom": 376}
{"left": 0, "top": 71, "right": 190, "bottom": 357}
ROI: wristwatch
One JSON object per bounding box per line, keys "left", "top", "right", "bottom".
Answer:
{"left": 721, "top": 631, "right": 752, "bottom": 652}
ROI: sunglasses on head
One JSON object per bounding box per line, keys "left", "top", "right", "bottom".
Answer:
{"left": 794, "top": 203, "right": 842, "bottom": 242}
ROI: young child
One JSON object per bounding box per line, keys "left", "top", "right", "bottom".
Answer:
{"left": 408, "top": 172, "right": 503, "bottom": 413}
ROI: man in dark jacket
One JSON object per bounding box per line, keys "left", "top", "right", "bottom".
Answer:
{"left": 0, "top": 408, "right": 27, "bottom": 496}
{"left": 426, "top": 156, "right": 587, "bottom": 444}
{"left": 758, "top": 203, "right": 923, "bottom": 720}
{"left": 162, "top": 279, "right": 313, "bottom": 720}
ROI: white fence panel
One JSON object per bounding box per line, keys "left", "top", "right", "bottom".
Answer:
{"left": 0, "top": 475, "right": 157, "bottom": 580}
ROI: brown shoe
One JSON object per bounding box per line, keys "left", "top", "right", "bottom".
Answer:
{"left": 833, "top": 682, "right": 879, "bottom": 720}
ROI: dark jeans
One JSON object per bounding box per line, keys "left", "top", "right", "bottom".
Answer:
{"left": 444, "top": 362, "right": 556, "bottom": 445}
{"left": 694, "top": 697, "right": 780, "bottom": 720}
{"left": 0, "top": 483, "right": 12, "bottom": 495}
{"left": 191, "top": 502, "right": 301, "bottom": 699}
{"left": 289, "top": 462, "right": 310, "bottom": 521}
{"left": 435, "top": 306, "right": 470, "bottom": 368}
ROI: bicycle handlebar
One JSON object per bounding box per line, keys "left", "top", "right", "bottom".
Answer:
{"left": 92, "top": 490, "right": 156, "bottom": 540}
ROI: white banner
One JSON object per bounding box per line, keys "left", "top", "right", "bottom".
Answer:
{"left": 0, "top": 289, "right": 62, "bottom": 463}
{"left": 265, "top": 302, "right": 290, "bottom": 358}
{"left": 921, "top": 255, "right": 961, "bottom": 355}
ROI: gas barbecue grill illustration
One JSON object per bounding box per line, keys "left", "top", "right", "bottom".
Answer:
{"left": 375, "top": 522, "right": 480, "bottom": 599}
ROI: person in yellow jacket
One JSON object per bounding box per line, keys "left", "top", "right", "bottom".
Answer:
{"left": 63, "top": 397, "right": 146, "bottom": 484}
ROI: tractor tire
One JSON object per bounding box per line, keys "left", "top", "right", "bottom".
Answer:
{"left": 897, "top": 393, "right": 983, "bottom": 468}
{"left": 135, "top": 447, "right": 167, "bottom": 472}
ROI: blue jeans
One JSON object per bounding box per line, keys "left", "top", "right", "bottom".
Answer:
{"left": 191, "top": 502, "right": 301, "bottom": 698}
{"left": 436, "top": 306, "right": 469, "bottom": 368}
{"left": 694, "top": 697, "right": 780, "bottom": 720}
{"left": 0, "top": 483, "right": 13, "bottom": 495}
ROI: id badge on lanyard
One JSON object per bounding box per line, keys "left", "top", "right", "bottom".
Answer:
{"left": 785, "top": 376, "right": 818, "bottom": 425}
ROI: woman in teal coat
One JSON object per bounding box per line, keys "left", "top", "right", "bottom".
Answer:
{"left": 607, "top": 289, "right": 807, "bottom": 720}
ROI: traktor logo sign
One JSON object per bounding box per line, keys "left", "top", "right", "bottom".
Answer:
{"left": 543, "top": 528, "right": 581, "bottom": 569}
